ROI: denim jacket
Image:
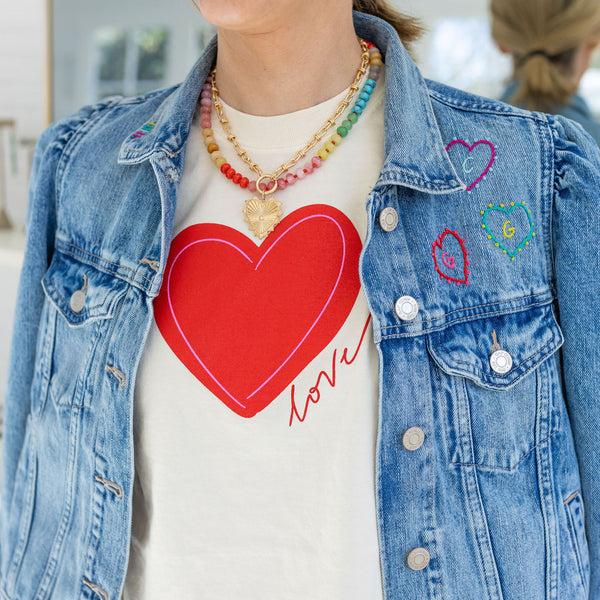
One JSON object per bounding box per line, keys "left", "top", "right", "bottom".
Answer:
{"left": 2, "top": 12, "right": 600, "bottom": 600}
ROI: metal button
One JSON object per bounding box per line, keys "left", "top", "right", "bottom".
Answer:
{"left": 403, "top": 427, "right": 425, "bottom": 451}
{"left": 69, "top": 273, "right": 88, "bottom": 313}
{"left": 407, "top": 547, "right": 431, "bottom": 571}
{"left": 395, "top": 296, "right": 419, "bottom": 321}
{"left": 490, "top": 350, "right": 513, "bottom": 374}
{"left": 379, "top": 207, "right": 398, "bottom": 232}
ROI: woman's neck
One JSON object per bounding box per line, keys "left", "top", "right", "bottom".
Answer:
{"left": 213, "top": 6, "right": 362, "bottom": 116}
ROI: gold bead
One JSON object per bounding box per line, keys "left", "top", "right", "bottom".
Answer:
{"left": 207, "top": 142, "right": 219, "bottom": 153}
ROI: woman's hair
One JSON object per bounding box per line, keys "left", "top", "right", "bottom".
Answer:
{"left": 353, "top": 0, "right": 424, "bottom": 52}
{"left": 491, "top": 0, "right": 600, "bottom": 111}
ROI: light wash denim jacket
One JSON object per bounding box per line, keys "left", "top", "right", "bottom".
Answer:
{"left": 2, "top": 12, "right": 600, "bottom": 600}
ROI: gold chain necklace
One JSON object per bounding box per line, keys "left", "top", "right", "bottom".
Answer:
{"left": 210, "top": 39, "right": 370, "bottom": 239}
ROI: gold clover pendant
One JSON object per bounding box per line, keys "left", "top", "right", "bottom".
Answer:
{"left": 244, "top": 196, "right": 282, "bottom": 240}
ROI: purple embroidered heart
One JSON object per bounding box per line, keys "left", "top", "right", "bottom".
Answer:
{"left": 446, "top": 139, "right": 496, "bottom": 191}
{"left": 432, "top": 228, "right": 470, "bottom": 286}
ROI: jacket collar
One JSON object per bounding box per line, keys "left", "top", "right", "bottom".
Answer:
{"left": 119, "top": 12, "right": 463, "bottom": 193}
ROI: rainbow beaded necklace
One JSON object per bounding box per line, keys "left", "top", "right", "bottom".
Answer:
{"left": 199, "top": 40, "right": 383, "bottom": 240}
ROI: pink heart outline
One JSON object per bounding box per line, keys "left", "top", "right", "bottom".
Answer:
{"left": 446, "top": 139, "right": 496, "bottom": 191}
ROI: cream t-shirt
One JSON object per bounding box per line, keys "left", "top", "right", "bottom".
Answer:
{"left": 125, "top": 69, "right": 386, "bottom": 600}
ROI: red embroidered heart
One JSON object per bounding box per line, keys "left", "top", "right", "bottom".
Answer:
{"left": 432, "top": 228, "right": 470, "bottom": 286}
{"left": 154, "top": 205, "right": 362, "bottom": 418}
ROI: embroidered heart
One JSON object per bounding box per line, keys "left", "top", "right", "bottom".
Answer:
{"left": 446, "top": 139, "right": 496, "bottom": 191}
{"left": 154, "top": 205, "right": 362, "bottom": 418}
{"left": 432, "top": 228, "right": 470, "bottom": 286}
{"left": 482, "top": 202, "right": 535, "bottom": 260}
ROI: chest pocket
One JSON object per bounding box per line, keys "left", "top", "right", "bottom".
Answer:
{"left": 426, "top": 302, "right": 564, "bottom": 470}
{"left": 40, "top": 248, "right": 129, "bottom": 409}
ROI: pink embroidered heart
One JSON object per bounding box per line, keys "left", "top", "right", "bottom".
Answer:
{"left": 446, "top": 139, "right": 496, "bottom": 191}
{"left": 154, "top": 205, "right": 362, "bottom": 418}
{"left": 432, "top": 228, "right": 470, "bottom": 286}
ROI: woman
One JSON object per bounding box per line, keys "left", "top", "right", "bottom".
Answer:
{"left": 1, "top": 1, "right": 599, "bottom": 599}
{"left": 491, "top": 0, "right": 600, "bottom": 144}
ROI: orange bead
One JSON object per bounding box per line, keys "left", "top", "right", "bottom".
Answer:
{"left": 207, "top": 142, "right": 219, "bottom": 153}
{"left": 201, "top": 128, "right": 214, "bottom": 138}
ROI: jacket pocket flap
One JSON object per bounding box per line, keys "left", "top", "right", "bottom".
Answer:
{"left": 42, "top": 250, "right": 129, "bottom": 325}
{"left": 426, "top": 302, "right": 563, "bottom": 389}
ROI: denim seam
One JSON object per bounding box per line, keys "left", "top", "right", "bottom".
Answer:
{"left": 432, "top": 331, "right": 558, "bottom": 383}
{"left": 451, "top": 429, "right": 559, "bottom": 471}
{"left": 34, "top": 408, "right": 81, "bottom": 598}
{"left": 378, "top": 292, "right": 554, "bottom": 330}
{"left": 380, "top": 298, "right": 556, "bottom": 340}
{"left": 57, "top": 241, "right": 154, "bottom": 285}
{"left": 564, "top": 493, "right": 589, "bottom": 595}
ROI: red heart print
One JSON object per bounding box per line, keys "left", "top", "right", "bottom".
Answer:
{"left": 432, "top": 228, "right": 470, "bottom": 286}
{"left": 445, "top": 139, "right": 495, "bottom": 191}
{"left": 154, "top": 205, "right": 362, "bottom": 418}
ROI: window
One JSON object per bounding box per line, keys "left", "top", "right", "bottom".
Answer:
{"left": 92, "top": 26, "right": 170, "bottom": 100}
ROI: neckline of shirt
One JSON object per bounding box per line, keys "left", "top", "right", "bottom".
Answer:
{"left": 202, "top": 67, "right": 385, "bottom": 152}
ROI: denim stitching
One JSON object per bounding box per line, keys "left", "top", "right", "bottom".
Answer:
{"left": 380, "top": 299, "right": 556, "bottom": 340}
{"left": 432, "top": 330, "right": 558, "bottom": 382}
{"left": 379, "top": 292, "right": 554, "bottom": 330}
{"left": 57, "top": 241, "right": 153, "bottom": 284}
{"left": 451, "top": 430, "right": 558, "bottom": 471}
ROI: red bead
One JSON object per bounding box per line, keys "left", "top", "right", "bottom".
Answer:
{"left": 266, "top": 180, "right": 275, "bottom": 191}
{"left": 226, "top": 168, "right": 235, "bottom": 179}
{"left": 220, "top": 163, "right": 231, "bottom": 174}
{"left": 239, "top": 177, "right": 249, "bottom": 188}
{"left": 232, "top": 173, "right": 242, "bottom": 184}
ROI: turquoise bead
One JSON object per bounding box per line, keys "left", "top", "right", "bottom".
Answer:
{"left": 359, "top": 92, "right": 370, "bottom": 101}
{"left": 356, "top": 99, "right": 367, "bottom": 109}
{"left": 363, "top": 84, "right": 374, "bottom": 95}
{"left": 366, "top": 79, "right": 376, "bottom": 87}
{"left": 353, "top": 105, "right": 363, "bottom": 115}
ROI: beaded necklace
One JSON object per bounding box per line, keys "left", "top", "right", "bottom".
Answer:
{"left": 199, "top": 40, "right": 383, "bottom": 240}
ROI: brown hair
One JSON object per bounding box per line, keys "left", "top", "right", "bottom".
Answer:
{"left": 491, "top": 0, "right": 600, "bottom": 111}
{"left": 353, "top": 0, "right": 424, "bottom": 52}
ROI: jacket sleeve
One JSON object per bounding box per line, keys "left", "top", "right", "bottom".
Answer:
{"left": 551, "top": 115, "right": 600, "bottom": 599}
{"left": 0, "top": 101, "right": 115, "bottom": 512}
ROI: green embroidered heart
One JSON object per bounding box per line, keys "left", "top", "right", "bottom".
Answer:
{"left": 481, "top": 202, "right": 535, "bottom": 261}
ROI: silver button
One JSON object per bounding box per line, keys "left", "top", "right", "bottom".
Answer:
{"left": 395, "top": 296, "right": 419, "bottom": 321}
{"left": 403, "top": 427, "right": 425, "bottom": 451}
{"left": 407, "top": 547, "right": 431, "bottom": 571}
{"left": 69, "top": 274, "right": 88, "bottom": 313}
{"left": 379, "top": 207, "right": 398, "bottom": 232}
{"left": 69, "top": 290, "right": 86, "bottom": 313}
{"left": 490, "top": 349, "right": 513, "bottom": 374}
